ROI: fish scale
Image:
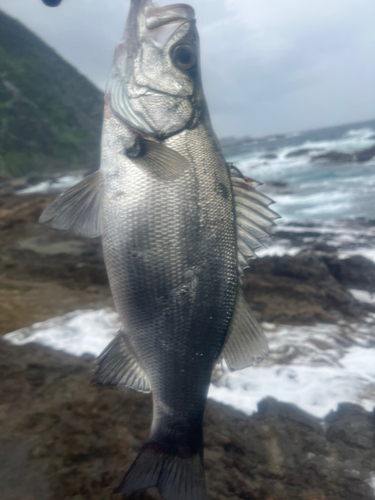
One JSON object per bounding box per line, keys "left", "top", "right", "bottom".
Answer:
{"left": 102, "top": 116, "right": 237, "bottom": 416}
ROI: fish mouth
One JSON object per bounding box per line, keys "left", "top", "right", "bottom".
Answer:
{"left": 143, "top": 3, "right": 195, "bottom": 47}
{"left": 125, "top": 1, "right": 195, "bottom": 53}
{"left": 145, "top": 3, "right": 195, "bottom": 30}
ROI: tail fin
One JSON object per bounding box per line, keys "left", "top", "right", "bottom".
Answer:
{"left": 116, "top": 441, "right": 206, "bottom": 500}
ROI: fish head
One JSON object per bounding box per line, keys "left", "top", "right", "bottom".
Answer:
{"left": 107, "top": 1, "right": 203, "bottom": 137}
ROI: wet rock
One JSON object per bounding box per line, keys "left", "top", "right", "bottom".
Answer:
{"left": 261, "top": 153, "right": 278, "bottom": 159}
{"left": 312, "top": 151, "right": 354, "bottom": 163}
{"left": 266, "top": 180, "right": 288, "bottom": 188}
{"left": 322, "top": 255, "right": 375, "bottom": 292}
{"left": 286, "top": 148, "right": 321, "bottom": 158}
{"left": 0, "top": 193, "right": 111, "bottom": 336}
{"left": 0, "top": 194, "right": 108, "bottom": 289}
{"left": 2, "top": 232, "right": 108, "bottom": 289}
{"left": 0, "top": 181, "right": 15, "bottom": 197}
{"left": 325, "top": 403, "right": 375, "bottom": 450}
{"left": 311, "top": 145, "right": 375, "bottom": 164}
{"left": 355, "top": 145, "right": 375, "bottom": 163}
{"left": 0, "top": 341, "right": 374, "bottom": 500}
{"left": 0, "top": 195, "right": 50, "bottom": 231}
{"left": 264, "top": 180, "right": 294, "bottom": 195}
{"left": 313, "top": 242, "right": 337, "bottom": 253}
{"left": 243, "top": 255, "right": 362, "bottom": 323}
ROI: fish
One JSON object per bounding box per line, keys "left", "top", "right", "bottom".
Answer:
{"left": 39, "top": 1, "right": 280, "bottom": 499}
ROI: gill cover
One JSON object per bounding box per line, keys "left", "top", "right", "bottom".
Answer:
{"left": 107, "top": 1, "right": 200, "bottom": 137}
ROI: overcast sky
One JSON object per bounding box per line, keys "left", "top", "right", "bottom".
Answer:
{"left": 1, "top": 0, "right": 374, "bottom": 137}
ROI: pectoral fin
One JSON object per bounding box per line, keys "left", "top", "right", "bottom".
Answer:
{"left": 39, "top": 171, "right": 103, "bottom": 238}
{"left": 220, "top": 288, "right": 269, "bottom": 371}
{"left": 132, "top": 139, "right": 189, "bottom": 180}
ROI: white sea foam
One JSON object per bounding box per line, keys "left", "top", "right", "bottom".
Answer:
{"left": 4, "top": 309, "right": 375, "bottom": 418}
{"left": 17, "top": 175, "right": 83, "bottom": 195}
{"left": 262, "top": 219, "right": 375, "bottom": 263}
{"left": 210, "top": 320, "right": 375, "bottom": 418}
{"left": 4, "top": 309, "right": 120, "bottom": 357}
{"left": 350, "top": 289, "right": 375, "bottom": 304}
{"left": 339, "top": 247, "right": 375, "bottom": 264}
{"left": 256, "top": 244, "right": 300, "bottom": 258}
{"left": 367, "top": 473, "right": 375, "bottom": 493}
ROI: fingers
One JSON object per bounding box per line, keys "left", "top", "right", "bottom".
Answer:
{"left": 42, "top": 0, "right": 63, "bottom": 6}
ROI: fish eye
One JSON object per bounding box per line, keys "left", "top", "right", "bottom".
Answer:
{"left": 172, "top": 45, "right": 196, "bottom": 70}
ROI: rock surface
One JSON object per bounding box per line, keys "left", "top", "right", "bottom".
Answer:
{"left": 311, "top": 145, "right": 375, "bottom": 164}
{"left": 1, "top": 340, "right": 374, "bottom": 500}
{"left": 243, "top": 255, "right": 363, "bottom": 324}
{"left": 0, "top": 193, "right": 111, "bottom": 336}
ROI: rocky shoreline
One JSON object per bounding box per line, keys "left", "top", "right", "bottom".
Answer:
{"left": 1, "top": 190, "right": 375, "bottom": 499}
{"left": 1, "top": 340, "right": 375, "bottom": 500}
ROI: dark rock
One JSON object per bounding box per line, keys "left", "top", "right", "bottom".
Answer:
{"left": 322, "top": 255, "right": 375, "bottom": 292}
{"left": 313, "top": 242, "right": 337, "bottom": 253}
{"left": 10, "top": 234, "right": 108, "bottom": 288}
{"left": 312, "top": 151, "right": 354, "bottom": 163}
{"left": 0, "top": 181, "right": 15, "bottom": 197}
{"left": 1, "top": 341, "right": 375, "bottom": 500}
{"left": 325, "top": 403, "right": 375, "bottom": 451}
{"left": 266, "top": 180, "right": 289, "bottom": 188}
{"left": 261, "top": 153, "right": 278, "bottom": 159}
{"left": 286, "top": 148, "right": 320, "bottom": 158}
{"left": 243, "top": 255, "right": 362, "bottom": 323}
{"left": 0, "top": 193, "right": 112, "bottom": 336}
{"left": 26, "top": 175, "right": 48, "bottom": 187}
{"left": 355, "top": 145, "right": 375, "bottom": 163}
{"left": 264, "top": 180, "right": 294, "bottom": 195}
{"left": 0, "top": 194, "right": 108, "bottom": 288}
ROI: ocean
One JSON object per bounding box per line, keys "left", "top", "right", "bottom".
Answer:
{"left": 224, "top": 118, "right": 375, "bottom": 222}
{"left": 7, "top": 119, "right": 375, "bottom": 419}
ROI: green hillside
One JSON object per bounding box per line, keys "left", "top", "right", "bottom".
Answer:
{"left": 0, "top": 10, "right": 104, "bottom": 178}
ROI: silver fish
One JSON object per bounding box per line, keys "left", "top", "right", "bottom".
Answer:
{"left": 40, "top": 1, "right": 280, "bottom": 498}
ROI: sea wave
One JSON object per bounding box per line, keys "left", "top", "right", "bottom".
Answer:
{"left": 4, "top": 306, "right": 375, "bottom": 419}
{"left": 16, "top": 174, "right": 83, "bottom": 195}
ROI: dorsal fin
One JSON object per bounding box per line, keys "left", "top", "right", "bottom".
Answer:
{"left": 229, "top": 163, "right": 280, "bottom": 276}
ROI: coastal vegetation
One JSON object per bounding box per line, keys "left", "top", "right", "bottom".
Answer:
{"left": 0, "top": 10, "right": 103, "bottom": 179}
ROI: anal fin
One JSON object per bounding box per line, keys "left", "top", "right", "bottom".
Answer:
{"left": 220, "top": 288, "right": 269, "bottom": 371}
{"left": 39, "top": 171, "right": 103, "bottom": 238}
{"left": 92, "top": 331, "right": 150, "bottom": 393}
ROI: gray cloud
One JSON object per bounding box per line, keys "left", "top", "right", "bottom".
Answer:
{"left": 1, "top": 0, "right": 374, "bottom": 137}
